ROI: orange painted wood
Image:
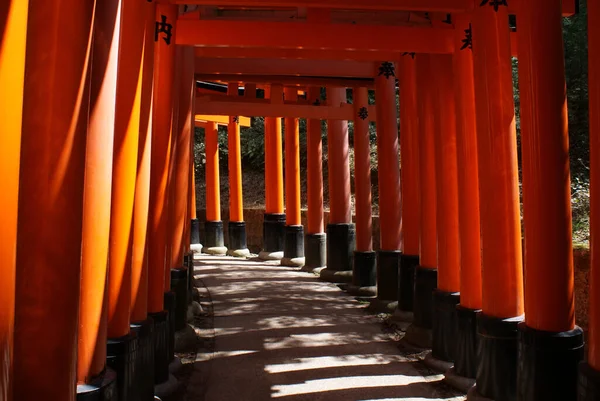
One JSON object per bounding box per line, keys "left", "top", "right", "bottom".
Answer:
{"left": 191, "top": 161, "right": 197, "bottom": 220}
{"left": 228, "top": 83, "right": 244, "bottom": 222}
{"left": 416, "top": 55, "right": 437, "bottom": 269}
{"left": 171, "top": 47, "right": 195, "bottom": 266}
{"left": 519, "top": 0, "right": 574, "bottom": 333}
{"left": 79, "top": 0, "right": 122, "bottom": 381}
{"left": 284, "top": 88, "right": 301, "bottom": 226}
{"left": 245, "top": 83, "right": 258, "bottom": 98}
{"left": 0, "top": 2, "right": 27, "bottom": 399}
{"left": 108, "top": 0, "right": 145, "bottom": 340}
{"left": 13, "top": 0, "right": 94, "bottom": 398}
{"left": 196, "top": 114, "right": 251, "bottom": 127}
{"left": 398, "top": 56, "right": 420, "bottom": 257}
{"left": 472, "top": 4, "right": 524, "bottom": 319}
{"left": 431, "top": 55, "right": 460, "bottom": 294}
{"left": 375, "top": 67, "right": 402, "bottom": 251}
{"left": 353, "top": 87, "right": 373, "bottom": 252}
{"left": 131, "top": 0, "right": 155, "bottom": 323}
{"left": 306, "top": 87, "right": 325, "bottom": 234}
{"left": 589, "top": 0, "right": 600, "bottom": 370}
{"left": 196, "top": 74, "right": 375, "bottom": 89}
{"left": 177, "top": 20, "right": 454, "bottom": 54}
{"left": 148, "top": 3, "right": 178, "bottom": 312}
{"left": 265, "top": 85, "right": 285, "bottom": 214}
{"left": 205, "top": 122, "right": 222, "bottom": 221}
{"left": 327, "top": 87, "right": 352, "bottom": 224}
{"left": 452, "top": 13, "right": 482, "bottom": 310}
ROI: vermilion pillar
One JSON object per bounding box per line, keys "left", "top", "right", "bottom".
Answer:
{"left": 470, "top": 4, "right": 524, "bottom": 400}
{"left": 148, "top": 2, "right": 177, "bottom": 385}
{"left": 320, "top": 87, "right": 355, "bottom": 283}
{"left": 78, "top": 0, "right": 121, "bottom": 395}
{"left": 203, "top": 121, "right": 227, "bottom": 254}
{"left": 396, "top": 55, "right": 420, "bottom": 317}
{"left": 304, "top": 87, "right": 327, "bottom": 271}
{"left": 406, "top": 54, "right": 437, "bottom": 350}
{"left": 0, "top": 2, "right": 27, "bottom": 400}
{"left": 371, "top": 62, "right": 402, "bottom": 312}
{"left": 13, "top": 1, "right": 94, "bottom": 400}
{"left": 516, "top": 1, "right": 584, "bottom": 399}
{"left": 282, "top": 87, "right": 305, "bottom": 267}
{"left": 451, "top": 12, "right": 483, "bottom": 381}
{"left": 430, "top": 55, "right": 461, "bottom": 364}
{"left": 226, "top": 82, "right": 250, "bottom": 257}
{"left": 261, "top": 84, "right": 286, "bottom": 260}
{"left": 349, "top": 87, "right": 376, "bottom": 296}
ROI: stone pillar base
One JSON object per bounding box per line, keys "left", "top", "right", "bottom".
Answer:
{"left": 467, "top": 385, "right": 495, "bottom": 401}
{"left": 404, "top": 322, "right": 433, "bottom": 349}
{"left": 475, "top": 313, "right": 524, "bottom": 401}
{"left": 398, "top": 254, "right": 419, "bottom": 313}
{"left": 107, "top": 331, "right": 139, "bottom": 401}
{"left": 351, "top": 251, "right": 376, "bottom": 287}
{"left": 76, "top": 368, "right": 118, "bottom": 401}
{"left": 432, "top": 290, "right": 460, "bottom": 362}
{"left": 367, "top": 298, "right": 398, "bottom": 314}
{"left": 405, "top": 266, "right": 437, "bottom": 348}
{"left": 227, "top": 221, "right": 249, "bottom": 257}
{"left": 282, "top": 225, "right": 305, "bottom": 267}
{"left": 148, "top": 310, "right": 169, "bottom": 385}
{"left": 424, "top": 351, "right": 454, "bottom": 373}
{"left": 370, "top": 250, "right": 400, "bottom": 308}
{"left": 517, "top": 323, "right": 583, "bottom": 401}
{"left": 320, "top": 223, "right": 355, "bottom": 283}
{"left": 303, "top": 233, "right": 326, "bottom": 271}
{"left": 130, "top": 317, "right": 154, "bottom": 401}
{"left": 204, "top": 220, "right": 225, "bottom": 250}
{"left": 454, "top": 305, "right": 481, "bottom": 380}
{"left": 445, "top": 366, "right": 476, "bottom": 393}
{"left": 163, "top": 291, "right": 177, "bottom": 363}
{"left": 579, "top": 362, "right": 600, "bottom": 401}
{"left": 170, "top": 268, "right": 188, "bottom": 332}
{"left": 190, "top": 218, "right": 201, "bottom": 245}
{"left": 260, "top": 213, "right": 285, "bottom": 259}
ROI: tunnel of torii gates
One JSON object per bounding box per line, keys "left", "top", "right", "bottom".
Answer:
{"left": 4, "top": 0, "right": 600, "bottom": 401}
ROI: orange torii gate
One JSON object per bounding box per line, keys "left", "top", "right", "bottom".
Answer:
{"left": 0, "top": 1, "right": 594, "bottom": 401}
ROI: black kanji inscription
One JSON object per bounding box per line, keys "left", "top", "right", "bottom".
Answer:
{"left": 460, "top": 24, "right": 473, "bottom": 50}
{"left": 378, "top": 62, "right": 395, "bottom": 79}
{"left": 155, "top": 15, "right": 173, "bottom": 45}
{"left": 358, "top": 107, "right": 369, "bottom": 121}
{"left": 480, "top": 0, "right": 508, "bottom": 12}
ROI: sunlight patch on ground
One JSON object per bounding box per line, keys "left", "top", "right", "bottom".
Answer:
{"left": 361, "top": 397, "right": 466, "bottom": 401}
{"left": 271, "top": 374, "right": 445, "bottom": 398}
{"left": 264, "top": 332, "right": 389, "bottom": 350}
{"left": 265, "top": 354, "right": 414, "bottom": 373}
{"left": 194, "top": 350, "right": 258, "bottom": 362}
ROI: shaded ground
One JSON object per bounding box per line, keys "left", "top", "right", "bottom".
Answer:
{"left": 181, "top": 255, "right": 466, "bottom": 401}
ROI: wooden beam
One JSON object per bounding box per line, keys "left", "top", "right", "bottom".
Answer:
{"left": 195, "top": 114, "right": 252, "bottom": 127}
{"left": 177, "top": 20, "right": 455, "bottom": 54}
{"left": 195, "top": 73, "right": 375, "bottom": 89}
{"left": 195, "top": 57, "right": 377, "bottom": 78}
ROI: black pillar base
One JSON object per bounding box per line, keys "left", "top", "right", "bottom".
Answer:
{"left": 516, "top": 323, "right": 583, "bottom": 401}
{"left": 320, "top": 223, "right": 355, "bottom": 283}
{"left": 131, "top": 318, "right": 155, "bottom": 401}
{"left": 261, "top": 213, "right": 286, "bottom": 258}
{"left": 455, "top": 305, "right": 481, "bottom": 379}
{"left": 148, "top": 310, "right": 169, "bottom": 384}
{"left": 107, "top": 331, "right": 139, "bottom": 401}
{"left": 183, "top": 253, "right": 194, "bottom": 304}
{"left": 170, "top": 268, "right": 188, "bottom": 331}
{"left": 578, "top": 362, "right": 600, "bottom": 401}
{"left": 163, "top": 291, "right": 176, "bottom": 363}
{"left": 282, "top": 225, "right": 305, "bottom": 266}
{"left": 398, "top": 254, "right": 419, "bottom": 313}
{"left": 476, "top": 313, "right": 524, "bottom": 401}
{"left": 190, "top": 218, "right": 201, "bottom": 244}
{"left": 348, "top": 251, "right": 376, "bottom": 296}
{"left": 204, "top": 220, "right": 226, "bottom": 254}
{"left": 227, "top": 221, "right": 250, "bottom": 257}
{"left": 404, "top": 266, "right": 437, "bottom": 348}
{"left": 77, "top": 368, "right": 118, "bottom": 401}
{"left": 303, "top": 233, "right": 326, "bottom": 271}
{"left": 376, "top": 250, "right": 400, "bottom": 301}
{"left": 432, "top": 290, "right": 460, "bottom": 362}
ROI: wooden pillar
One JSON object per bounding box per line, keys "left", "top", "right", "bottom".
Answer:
{"left": 430, "top": 54, "right": 461, "bottom": 363}
{"left": 282, "top": 88, "right": 304, "bottom": 266}
{"left": 190, "top": 157, "right": 202, "bottom": 247}
{"left": 405, "top": 54, "right": 438, "bottom": 349}
{"left": 350, "top": 87, "right": 376, "bottom": 294}
{"left": 451, "top": 12, "right": 483, "bottom": 380}
{"left": 320, "top": 87, "right": 355, "bottom": 282}
{"left": 470, "top": 3, "right": 524, "bottom": 399}
{"left": 304, "top": 87, "right": 327, "bottom": 270}
{"left": 372, "top": 62, "right": 402, "bottom": 309}
{"left": 226, "top": 82, "right": 249, "bottom": 256}
{"left": 516, "top": 0, "right": 583, "bottom": 399}
{"left": 397, "top": 55, "right": 420, "bottom": 315}
{"left": 203, "top": 121, "right": 226, "bottom": 254}
{"left": 13, "top": 1, "right": 95, "bottom": 399}
{"left": 0, "top": 2, "right": 27, "bottom": 399}
{"left": 261, "top": 84, "right": 286, "bottom": 259}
